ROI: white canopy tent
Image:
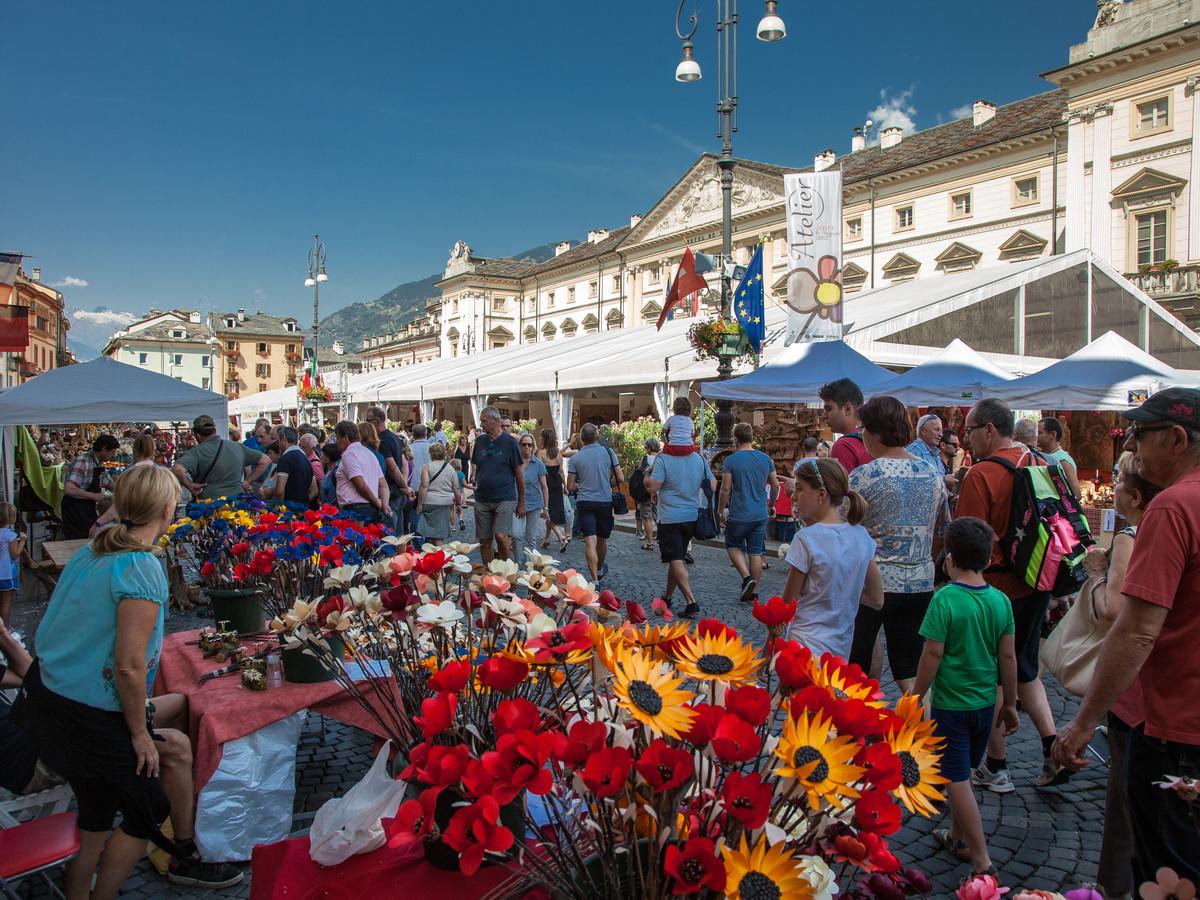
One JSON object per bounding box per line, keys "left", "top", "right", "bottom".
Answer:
{"left": 863, "top": 339, "right": 1015, "bottom": 405}
{"left": 700, "top": 339, "right": 891, "bottom": 402}
{"left": 227, "top": 385, "right": 298, "bottom": 424}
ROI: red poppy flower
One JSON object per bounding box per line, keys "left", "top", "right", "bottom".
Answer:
{"left": 315, "top": 595, "right": 347, "bottom": 628}
{"left": 461, "top": 757, "right": 502, "bottom": 801}
{"left": 414, "top": 692, "right": 457, "bottom": 738}
{"left": 382, "top": 584, "right": 418, "bottom": 613}
{"left": 725, "top": 685, "right": 771, "bottom": 727}
{"left": 752, "top": 595, "right": 797, "bottom": 628}
{"left": 635, "top": 739, "right": 694, "bottom": 792}
{"left": 663, "top": 838, "right": 726, "bottom": 894}
{"left": 830, "top": 830, "right": 897, "bottom": 873}
{"left": 773, "top": 641, "right": 814, "bottom": 689}
{"left": 681, "top": 703, "right": 725, "bottom": 747}
{"left": 625, "top": 600, "right": 648, "bottom": 624}
{"left": 479, "top": 730, "right": 556, "bottom": 803}
{"left": 404, "top": 742, "right": 470, "bottom": 788}
{"left": 552, "top": 719, "right": 608, "bottom": 768}
{"left": 303, "top": 509, "right": 322, "bottom": 524}
{"left": 230, "top": 541, "right": 250, "bottom": 557}
{"left": 721, "top": 770, "right": 772, "bottom": 829}
{"left": 382, "top": 786, "right": 438, "bottom": 847}
{"left": 319, "top": 543, "right": 344, "bottom": 566}
{"left": 710, "top": 714, "right": 760, "bottom": 763}
{"left": 478, "top": 656, "right": 528, "bottom": 693}
{"left": 492, "top": 697, "right": 541, "bottom": 736}
{"left": 414, "top": 550, "right": 449, "bottom": 577}
{"left": 580, "top": 746, "right": 633, "bottom": 798}
{"left": 597, "top": 589, "right": 621, "bottom": 612}
{"left": 523, "top": 621, "right": 591, "bottom": 662}
{"left": 318, "top": 504, "right": 339, "bottom": 517}
{"left": 200, "top": 561, "right": 216, "bottom": 579}
{"left": 429, "top": 659, "right": 470, "bottom": 694}
{"left": 697, "top": 618, "right": 737, "bottom": 641}
{"left": 854, "top": 787, "right": 902, "bottom": 835}
{"left": 233, "top": 563, "right": 252, "bottom": 582}
{"left": 856, "top": 742, "right": 902, "bottom": 792}
{"left": 832, "top": 697, "right": 886, "bottom": 740}
{"left": 442, "top": 796, "right": 515, "bottom": 877}
{"left": 788, "top": 684, "right": 839, "bottom": 723}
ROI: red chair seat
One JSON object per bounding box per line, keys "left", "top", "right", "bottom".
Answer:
{"left": 0, "top": 812, "right": 81, "bottom": 880}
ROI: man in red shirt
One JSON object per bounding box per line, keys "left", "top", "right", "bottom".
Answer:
{"left": 1055, "top": 387, "right": 1200, "bottom": 880}
{"left": 818, "top": 378, "right": 873, "bottom": 473}
{"left": 955, "top": 398, "right": 1061, "bottom": 791}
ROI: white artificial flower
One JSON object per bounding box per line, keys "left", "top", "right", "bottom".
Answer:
{"left": 524, "top": 612, "right": 558, "bottom": 639}
{"left": 487, "top": 558, "right": 520, "bottom": 579}
{"left": 323, "top": 565, "right": 360, "bottom": 589}
{"left": 443, "top": 540, "right": 479, "bottom": 557}
{"left": 449, "top": 554, "right": 473, "bottom": 574}
{"left": 797, "top": 856, "right": 838, "bottom": 900}
{"left": 415, "top": 599, "right": 464, "bottom": 628}
{"left": 347, "top": 585, "right": 375, "bottom": 609}
{"left": 485, "top": 595, "right": 528, "bottom": 628}
{"left": 383, "top": 533, "right": 417, "bottom": 547}
{"left": 519, "top": 571, "right": 559, "bottom": 600}
{"left": 364, "top": 560, "right": 394, "bottom": 580}
{"left": 525, "top": 550, "right": 559, "bottom": 571}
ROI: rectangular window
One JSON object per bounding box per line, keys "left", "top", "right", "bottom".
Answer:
{"left": 255, "top": 363, "right": 272, "bottom": 378}
{"left": 845, "top": 218, "right": 862, "bottom": 241}
{"left": 546, "top": 291, "right": 555, "bottom": 308}
{"left": 895, "top": 206, "right": 914, "bottom": 230}
{"left": 285, "top": 344, "right": 295, "bottom": 354}
{"left": 949, "top": 191, "right": 972, "bottom": 220}
{"left": 226, "top": 340, "right": 237, "bottom": 351}
{"left": 259, "top": 382, "right": 268, "bottom": 393}
{"left": 202, "top": 377, "right": 210, "bottom": 390}
{"left": 611, "top": 274, "right": 621, "bottom": 292}
{"left": 257, "top": 342, "right": 268, "bottom": 353}
{"left": 173, "top": 354, "right": 183, "bottom": 366}
{"left": 648, "top": 267, "right": 660, "bottom": 285}
{"left": 588, "top": 281, "right": 598, "bottom": 298}
{"left": 1134, "top": 95, "right": 1171, "bottom": 136}
{"left": 1135, "top": 209, "right": 1169, "bottom": 267}
{"left": 138, "top": 352, "right": 148, "bottom": 365}
{"left": 201, "top": 355, "right": 210, "bottom": 367}
{"left": 492, "top": 297, "right": 505, "bottom": 311}
{"left": 1012, "top": 175, "right": 1039, "bottom": 207}
{"left": 567, "top": 287, "right": 576, "bottom": 304}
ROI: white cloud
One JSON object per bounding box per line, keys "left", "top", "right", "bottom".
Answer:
{"left": 70, "top": 308, "right": 137, "bottom": 327}
{"left": 949, "top": 103, "right": 973, "bottom": 121}
{"left": 866, "top": 88, "right": 918, "bottom": 141}
{"left": 51, "top": 276, "right": 89, "bottom": 288}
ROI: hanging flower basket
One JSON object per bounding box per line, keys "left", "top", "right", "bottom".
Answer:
{"left": 687, "top": 318, "right": 754, "bottom": 364}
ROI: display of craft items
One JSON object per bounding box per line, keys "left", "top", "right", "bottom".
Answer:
{"left": 241, "top": 668, "right": 266, "bottom": 691}
{"left": 198, "top": 624, "right": 242, "bottom": 661}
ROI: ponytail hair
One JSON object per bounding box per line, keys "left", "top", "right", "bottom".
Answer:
{"left": 792, "top": 457, "right": 869, "bottom": 526}
{"left": 92, "top": 464, "right": 178, "bottom": 555}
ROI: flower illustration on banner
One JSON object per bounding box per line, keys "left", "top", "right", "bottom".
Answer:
{"left": 786, "top": 255, "right": 844, "bottom": 323}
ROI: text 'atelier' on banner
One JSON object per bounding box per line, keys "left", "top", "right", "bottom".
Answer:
{"left": 783, "top": 171, "right": 844, "bottom": 345}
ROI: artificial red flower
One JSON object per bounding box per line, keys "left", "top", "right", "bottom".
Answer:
{"left": 635, "top": 739, "right": 694, "bottom": 792}
{"left": 710, "top": 714, "right": 760, "bottom": 763}
{"left": 625, "top": 600, "right": 648, "bottom": 624}
{"left": 429, "top": 659, "right": 470, "bottom": 694}
{"left": 721, "top": 771, "right": 772, "bottom": 829}
{"left": 478, "top": 656, "right": 528, "bottom": 693}
{"left": 832, "top": 697, "right": 886, "bottom": 740}
{"left": 315, "top": 595, "right": 347, "bottom": 628}
{"left": 442, "top": 796, "right": 515, "bottom": 877}
{"left": 230, "top": 541, "right": 250, "bottom": 557}
{"left": 492, "top": 697, "right": 541, "bottom": 736}
{"left": 479, "top": 730, "right": 556, "bottom": 803}
{"left": 319, "top": 543, "right": 344, "bottom": 566}
{"left": 382, "top": 584, "right": 417, "bottom": 612}
{"left": 651, "top": 596, "right": 674, "bottom": 621}
{"left": 461, "top": 757, "right": 502, "bottom": 800}
{"left": 788, "top": 684, "right": 839, "bottom": 723}
{"left": 200, "top": 561, "right": 216, "bottom": 579}
{"left": 381, "top": 786, "right": 438, "bottom": 847}
{"left": 682, "top": 703, "right": 725, "bottom": 747}
{"left": 580, "top": 746, "right": 633, "bottom": 798}
{"left": 414, "top": 550, "right": 449, "bottom": 576}
{"left": 404, "top": 742, "right": 471, "bottom": 788}
{"left": 856, "top": 743, "right": 902, "bottom": 792}
{"left": 318, "top": 504, "right": 339, "bottom": 517}
{"left": 414, "top": 692, "right": 457, "bottom": 738}
{"left": 597, "top": 589, "right": 621, "bottom": 612}
{"left": 830, "top": 830, "right": 900, "bottom": 873}
{"left": 524, "top": 621, "right": 591, "bottom": 662}
{"left": 552, "top": 719, "right": 608, "bottom": 768}
{"left": 753, "top": 595, "right": 797, "bottom": 628}
{"left": 864, "top": 873, "right": 906, "bottom": 900}
{"left": 233, "top": 563, "right": 252, "bottom": 581}
{"left": 697, "top": 618, "right": 737, "bottom": 641}
{"left": 725, "top": 685, "right": 771, "bottom": 727}
{"left": 773, "top": 641, "right": 814, "bottom": 689}
{"left": 663, "top": 838, "right": 726, "bottom": 894}
{"left": 855, "top": 787, "right": 902, "bottom": 836}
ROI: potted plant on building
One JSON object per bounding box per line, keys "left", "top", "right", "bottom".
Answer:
{"left": 687, "top": 318, "right": 754, "bottom": 365}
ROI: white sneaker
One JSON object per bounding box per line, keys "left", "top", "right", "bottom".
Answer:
{"left": 971, "top": 764, "right": 1015, "bottom": 793}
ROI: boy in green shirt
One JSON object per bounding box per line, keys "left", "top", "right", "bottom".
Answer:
{"left": 913, "top": 516, "right": 1019, "bottom": 877}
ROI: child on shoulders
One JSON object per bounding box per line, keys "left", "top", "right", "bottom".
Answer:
{"left": 661, "top": 397, "right": 697, "bottom": 457}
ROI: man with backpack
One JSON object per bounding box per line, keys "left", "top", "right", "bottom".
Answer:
{"left": 956, "top": 398, "right": 1066, "bottom": 790}
{"left": 629, "top": 438, "right": 660, "bottom": 551}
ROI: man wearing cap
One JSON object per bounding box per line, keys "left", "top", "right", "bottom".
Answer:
{"left": 173, "top": 416, "right": 269, "bottom": 501}
{"left": 1054, "top": 387, "right": 1200, "bottom": 880}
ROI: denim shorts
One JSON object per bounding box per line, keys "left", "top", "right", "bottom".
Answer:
{"left": 724, "top": 519, "right": 766, "bottom": 556}
{"left": 932, "top": 706, "right": 994, "bottom": 783}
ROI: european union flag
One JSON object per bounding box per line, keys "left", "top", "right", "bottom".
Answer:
{"left": 734, "top": 242, "right": 766, "bottom": 353}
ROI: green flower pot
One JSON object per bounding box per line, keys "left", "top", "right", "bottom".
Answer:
{"left": 280, "top": 634, "right": 345, "bottom": 684}
{"left": 206, "top": 588, "right": 267, "bottom": 636}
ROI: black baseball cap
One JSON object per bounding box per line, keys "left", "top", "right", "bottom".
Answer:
{"left": 1122, "top": 386, "right": 1200, "bottom": 430}
{"left": 193, "top": 415, "right": 216, "bottom": 430}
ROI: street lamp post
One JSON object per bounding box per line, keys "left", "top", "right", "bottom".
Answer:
{"left": 674, "top": 0, "right": 785, "bottom": 449}
{"left": 304, "top": 234, "right": 328, "bottom": 424}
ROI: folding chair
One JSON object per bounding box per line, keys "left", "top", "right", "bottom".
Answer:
{"left": 0, "top": 812, "right": 80, "bottom": 899}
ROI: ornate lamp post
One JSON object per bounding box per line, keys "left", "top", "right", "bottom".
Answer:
{"left": 304, "top": 234, "right": 328, "bottom": 424}
{"left": 674, "top": 0, "right": 785, "bottom": 448}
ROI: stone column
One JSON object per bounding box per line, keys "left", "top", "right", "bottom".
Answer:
{"left": 1066, "top": 110, "right": 1087, "bottom": 253}
{"left": 1189, "top": 78, "right": 1200, "bottom": 261}
{"left": 1089, "top": 105, "right": 1113, "bottom": 262}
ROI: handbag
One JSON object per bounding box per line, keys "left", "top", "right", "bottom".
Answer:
{"left": 694, "top": 476, "right": 718, "bottom": 541}
{"left": 608, "top": 448, "right": 629, "bottom": 515}
{"left": 1039, "top": 576, "right": 1110, "bottom": 697}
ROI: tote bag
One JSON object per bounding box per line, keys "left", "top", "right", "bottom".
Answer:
{"left": 1039, "top": 577, "right": 1110, "bottom": 697}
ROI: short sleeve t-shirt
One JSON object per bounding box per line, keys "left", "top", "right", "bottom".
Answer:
{"left": 407, "top": 439, "right": 433, "bottom": 490}
{"left": 850, "top": 457, "right": 946, "bottom": 593}
{"left": 336, "top": 442, "right": 384, "bottom": 506}
{"left": 472, "top": 432, "right": 522, "bottom": 503}
{"left": 664, "top": 415, "right": 694, "bottom": 447}
{"left": 1119, "top": 470, "right": 1200, "bottom": 744}
{"left": 568, "top": 444, "right": 616, "bottom": 503}
{"left": 830, "top": 434, "right": 873, "bottom": 473}
{"left": 783, "top": 521, "right": 877, "bottom": 659}
{"left": 35, "top": 548, "right": 168, "bottom": 711}
{"left": 721, "top": 449, "right": 774, "bottom": 523}
{"left": 275, "top": 447, "right": 314, "bottom": 505}
{"left": 650, "top": 453, "right": 712, "bottom": 524}
{"left": 378, "top": 429, "right": 406, "bottom": 490}
{"left": 176, "top": 436, "right": 264, "bottom": 500}
{"left": 1047, "top": 447, "right": 1077, "bottom": 474}
{"left": 0, "top": 527, "right": 17, "bottom": 581}
{"left": 522, "top": 456, "right": 548, "bottom": 511}
{"left": 919, "top": 581, "right": 1015, "bottom": 711}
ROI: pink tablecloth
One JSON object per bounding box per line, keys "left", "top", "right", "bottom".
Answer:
{"left": 156, "top": 630, "right": 392, "bottom": 794}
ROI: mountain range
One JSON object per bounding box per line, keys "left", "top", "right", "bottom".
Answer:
{"left": 67, "top": 307, "right": 138, "bottom": 360}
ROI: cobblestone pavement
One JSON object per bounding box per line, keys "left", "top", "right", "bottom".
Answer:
{"left": 9, "top": 519, "right": 1106, "bottom": 897}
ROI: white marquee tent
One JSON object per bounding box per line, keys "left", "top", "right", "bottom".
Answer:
{"left": 863, "top": 339, "right": 1015, "bottom": 406}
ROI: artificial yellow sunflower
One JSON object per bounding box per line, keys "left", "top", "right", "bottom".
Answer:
{"left": 628, "top": 621, "right": 691, "bottom": 660}
{"left": 673, "top": 631, "right": 763, "bottom": 686}
{"left": 808, "top": 656, "right": 882, "bottom": 706}
{"left": 774, "top": 711, "right": 866, "bottom": 812}
{"left": 722, "top": 833, "right": 814, "bottom": 900}
{"left": 610, "top": 645, "right": 697, "bottom": 739}
{"left": 884, "top": 709, "right": 948, "bottom": 817}
{"left": 589, "top": 623, "right": 628, "bottom": 674}
{"left": 500, "top": 640, "right": 593, "bottom": 667}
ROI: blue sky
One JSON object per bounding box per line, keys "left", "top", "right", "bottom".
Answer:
{"left": 3, "top": 1, "right": 1096, "bottom": 320}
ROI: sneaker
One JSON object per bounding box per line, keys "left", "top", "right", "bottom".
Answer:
{"left": 970, "top": 764, "right": 1015, "bottom": 794}
{"left": 680, "top": 602, "right": 700, "bottom": 619}
{"left": 1034, "top": 759, "right": 1073, "bottom": 788}
{"left": 738, "top": 577, "right": 758, "bottom": 604}
{"left": 597, "top": 562, "right": 609, "bottom": 581}
{"left": 168, "top": 858, "right": 245, "bottom": 889}
{"left": 684, "top": 552, "right": 695, "bottom": 565}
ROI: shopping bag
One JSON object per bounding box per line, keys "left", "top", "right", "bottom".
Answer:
{"left": 308, "top": 741, "right": 405, "bottom": 866}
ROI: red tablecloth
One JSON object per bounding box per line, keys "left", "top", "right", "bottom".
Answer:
{"left": 249, "top": 836, "right": 546, "bottom": 900}
{"left": 156, "top": 630, "right": 393, "bottom": 794}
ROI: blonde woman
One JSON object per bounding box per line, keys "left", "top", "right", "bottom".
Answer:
{"left": 25, "top": 465, "right": 243, "bottom": 897}
{"left": 417, "top": 441, "right": 461, "bottom": 545}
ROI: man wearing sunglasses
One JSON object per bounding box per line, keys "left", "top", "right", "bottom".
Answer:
{"left": 1054, "top": 387, "right": 1200, "bottom": 881}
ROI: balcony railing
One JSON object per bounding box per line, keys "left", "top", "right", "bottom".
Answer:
{"left": 1126, "top": 265, "right": 1200, "bottom": 300}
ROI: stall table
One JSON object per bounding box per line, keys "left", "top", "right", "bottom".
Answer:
{"left": 40, "top": 538, "right": 89, "bottom": 569}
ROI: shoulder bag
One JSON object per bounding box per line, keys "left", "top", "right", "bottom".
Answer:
{"left": 608, "top": 448, "right": 629, "bottom": 515}
{"left": 1038, "top": 575, "right": 1110, "bottom": 697}
{"left": 694, "top": 467, "right": 718, "bottom": 541}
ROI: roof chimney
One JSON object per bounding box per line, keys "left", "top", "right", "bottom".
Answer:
{"left": 188, "top": 310, "right": 201, "bottom": 323}
{"left": 973, "top": 100, "right": 996, "bottom": 127}
{"left": 587, "top": 228, "right": 609, "bottom": 245}
{"left": 851, "top": 127, "right": 866, "bottom": 153}
{"left": 880, "top": 127, "right": 903, "bottom": 149}
{"left": 332, "top": 340, "right": 344, "bottom": 354}
{"left": 630, "top": 213, "right": 643, "bottom": 228}
{"left": 554, "top": 241, "right": 571, "bottom": 257}
{"left": 237, "top": 308, "right": 246, "bottom": 321}
{"left": 814, "top": 149, "right": 837, "bottom": 172}
{"left": 30, "top": 267, "right": 41, "bottom": 282}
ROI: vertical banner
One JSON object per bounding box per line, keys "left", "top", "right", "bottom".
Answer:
{"left": 783, "top": 172, "right": 844, "bottom": 344}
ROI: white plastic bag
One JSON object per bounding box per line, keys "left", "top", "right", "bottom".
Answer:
{"left": 308, "top": 741, "right": 405, "bottom": 866}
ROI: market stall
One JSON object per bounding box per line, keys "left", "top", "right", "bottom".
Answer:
{"left": 864, "top": 338, "right": 1014, "bottom": 405}
{"left": 699, "top": 338, "right": 891, "bottom": 402}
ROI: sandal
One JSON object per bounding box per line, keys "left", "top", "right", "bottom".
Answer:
{"left": 934, "top": 828, "right": 971, "bottom": 862}
{"left": 560, "top": 539, "right": 571, "bottom": 553}
{"left": 642, "top": 543, "right": 654, "bottom": 551}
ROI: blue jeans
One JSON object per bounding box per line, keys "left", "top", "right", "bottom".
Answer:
{"left": 931, "top": 706, "right": 993, "bottom": 783}
{"left": 1126, "top": 727, "right": 1200, "bottom": 881}
{"left": 724, "top": 518, "right": 767, "bottom": 556}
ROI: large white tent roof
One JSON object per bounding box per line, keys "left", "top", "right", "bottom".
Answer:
{"left": 228, "top": 385, "right": 298, "bottom": 418}
{"left": 701, "top": 339, "right": 890, "bottom": 402}
{"left": 864, "top": 338, "right": 1015, "bottom": 405}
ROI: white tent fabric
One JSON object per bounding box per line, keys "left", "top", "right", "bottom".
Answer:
{"left": 0, "top": 357, "right": 228, "bottom": 434}
{"left": 700, "top": 340, "right": 892, "bottom": 402}
{"left": 864, "top": 339, "right": 1015, "bottom": 405}
{"left": 987, "top": 331, "right": 1200, "bottom": 410}
{"left": 548, "top": 391, "right": 573, "bottom": 447}
{"left": 228, "top": 385, "right": 297, "bottom": 418}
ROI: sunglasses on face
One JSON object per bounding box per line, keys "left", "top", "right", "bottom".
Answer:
{"left": 1129, "top": 423, "right": 1175, "bottom": 441}
{"left": 520, "top": 443, "right": 534, "bottom": 448}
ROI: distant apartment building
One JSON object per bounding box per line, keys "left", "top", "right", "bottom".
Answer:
{"left": 0, "top": 265, "right": 70, "bottom": 387}
{"left": 358, "top": 301, "right": 441, "bottom": 371}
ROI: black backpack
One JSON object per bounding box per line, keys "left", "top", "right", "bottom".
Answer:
{"left": 629, "top": 455, "right": 652, "bottom": 505}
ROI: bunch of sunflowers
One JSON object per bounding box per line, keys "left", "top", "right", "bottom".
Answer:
{"left": 270, "top": 541, "right": 944, "bottom": 899}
